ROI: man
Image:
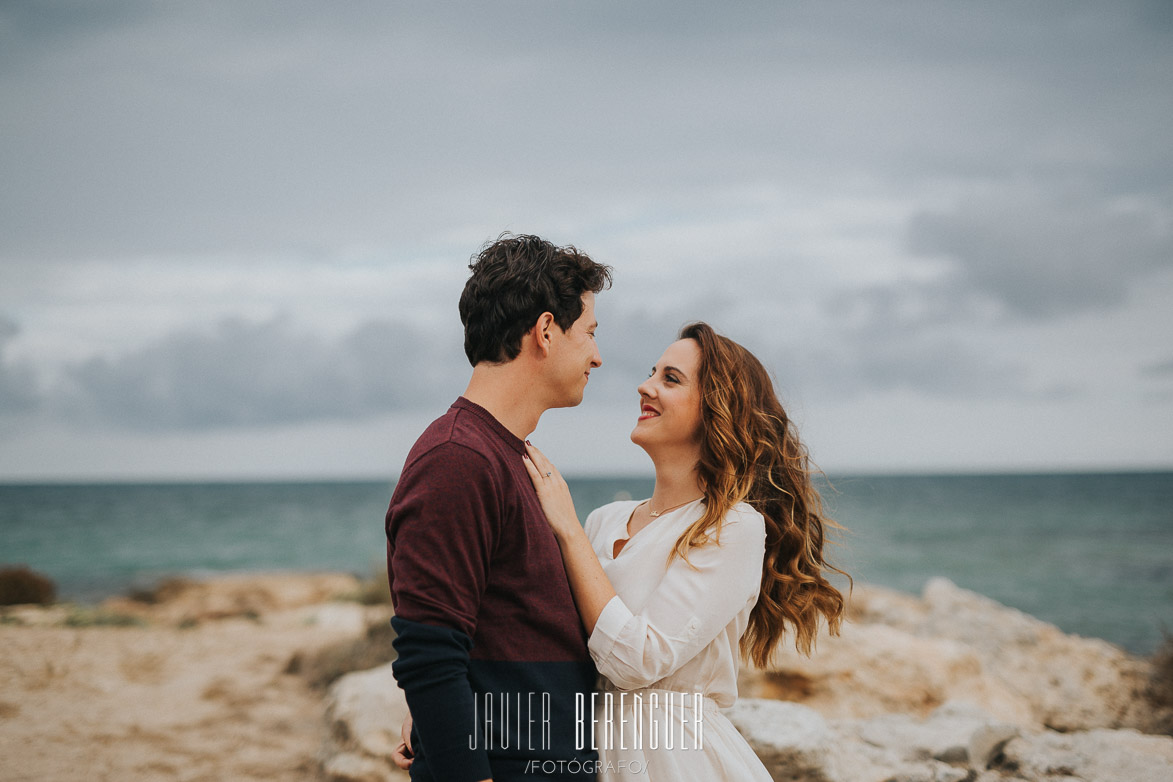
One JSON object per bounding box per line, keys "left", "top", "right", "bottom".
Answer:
{"left": 386, "top": 234, "right": 612, "bottom": 781}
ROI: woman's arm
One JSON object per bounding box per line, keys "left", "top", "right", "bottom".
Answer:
{"left": 523, "top": 442, "right": 765, "bottom": 690}
{"left": 522, "top": 442, "right": 616, "bottom": 634}
{"left": 585, "top": 509, "right": 763, "bottom": 689}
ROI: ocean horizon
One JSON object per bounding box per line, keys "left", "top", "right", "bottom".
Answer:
{"left": 2, "top": 470, "right": 1171, "bottom": 656}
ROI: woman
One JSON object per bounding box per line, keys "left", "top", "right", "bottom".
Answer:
{"left": 520, "top": 322, "right": 848, "bottom": 780}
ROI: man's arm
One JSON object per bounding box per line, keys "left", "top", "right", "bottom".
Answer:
{"left": 386, "top": 442, "right": 499, "bottom": 782}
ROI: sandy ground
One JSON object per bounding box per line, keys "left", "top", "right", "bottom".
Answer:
{"left": 0, "top": 575, "right": 391, "bottom": 782}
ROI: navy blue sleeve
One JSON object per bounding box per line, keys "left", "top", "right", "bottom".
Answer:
{"left": 386, "top": 442, "right": 501, "bottom": 782}
{"left": 391, "top": 616, "right": 491, "bottom": 782}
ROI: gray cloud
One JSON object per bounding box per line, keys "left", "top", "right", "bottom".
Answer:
{"left": 57, "top": 316, "right": 468, "bottom": 430}
{"left": 907, "top": 190, "right": 1172, "bottom": 318}
{"left": 46, "top": 304, "right": 687, "bottom": 430}
{"left": 1, "top": 1, "right": 1170, "bottom": 476}
{"left": 598, "top": 280, "right": 1041, "bottom": 406}
{"left": 7, "top": 277, "right": 1042, "bottom": 435}
{"left": 0, "top": 317, "right": 39, "bottom": 415}
{"left": 791, "top": 335, "right": 1034, "bottom": 401}
{"left": 2, "top": 2, "right": 1170, "bottom": 261}
{"left": 765, "top": 301, "right": 1038, "bottom": 402}
{"left": 1141, "top": 358, "right": 1173, "bottom": 378}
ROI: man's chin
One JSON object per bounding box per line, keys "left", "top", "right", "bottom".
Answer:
{"left": 551, "top": 392, "right": 586, "bottom": 409}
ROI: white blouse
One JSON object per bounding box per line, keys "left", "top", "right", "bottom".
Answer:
{"left": 583, "top": 498, "right": 766, "bottom": 708}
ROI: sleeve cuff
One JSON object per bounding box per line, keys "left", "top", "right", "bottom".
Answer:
{"left": 588, "top": 594, "right": 631, "bottom": 662}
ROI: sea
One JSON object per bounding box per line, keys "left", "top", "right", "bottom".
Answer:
{"left": 2, "top": 472, "right": 1171, "bottom": 656}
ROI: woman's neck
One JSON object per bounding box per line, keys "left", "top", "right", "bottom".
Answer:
{"left": 648, "top": 448, "right": 704, "bottom": 511}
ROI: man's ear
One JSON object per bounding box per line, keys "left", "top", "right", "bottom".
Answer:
{"left": 528, "top": 312, "right": 556, "bottom": 357}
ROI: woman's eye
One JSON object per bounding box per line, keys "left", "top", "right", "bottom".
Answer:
{"left": 666, "top": 375, "right": 679, "bottom": 384}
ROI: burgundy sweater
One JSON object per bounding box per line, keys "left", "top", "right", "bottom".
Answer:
{"left": 385, "top": 398, "right": 597, "bottom": 781}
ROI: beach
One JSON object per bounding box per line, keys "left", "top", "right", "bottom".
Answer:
{"left": 2, "top": 570, "right": 1170, "bottom": 782}
{"left": 0, "top": 573, "right": 402, "bottom": 782}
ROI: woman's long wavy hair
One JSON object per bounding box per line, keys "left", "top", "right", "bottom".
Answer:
{"left": 670, "top": 322, "right": 849, "bottom": 666}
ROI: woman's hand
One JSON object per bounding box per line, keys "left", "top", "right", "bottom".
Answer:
{"left": 523, "top": 440, "right": 616, "bottom": 634}
{"left": 522, "top": 441, "right": 582, "bottom": 541}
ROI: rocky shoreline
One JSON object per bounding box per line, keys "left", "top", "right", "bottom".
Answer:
{"left": 1, "top": 572, "right": 1169, "bottom": 781}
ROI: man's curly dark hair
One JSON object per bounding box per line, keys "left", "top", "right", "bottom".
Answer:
{"left": 458, "top": 233, "right": 612, "bottom": 366}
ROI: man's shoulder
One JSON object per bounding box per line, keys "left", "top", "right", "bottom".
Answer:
{"left": 399, "top": 404, "right": 508, "bottom": 481}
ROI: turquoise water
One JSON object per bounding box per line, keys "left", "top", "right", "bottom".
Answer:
{"left": 1, "top": 472, "right": 1170, "bottom": 655}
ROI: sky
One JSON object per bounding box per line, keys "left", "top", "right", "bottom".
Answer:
{"left": 1, "top": 0, "right": 1171, "bottom": 481}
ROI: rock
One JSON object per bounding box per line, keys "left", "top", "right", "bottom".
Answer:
{"left": 322, "top": 751, "right": 404, "bottom": 782}
{"left": 881, "top": 765, "right": 971, "bottom": 782}
{"left": 743, "top": 579, "right": 1156, "bottom": 733}
{"left": 997, "top": 727, "right": 1173, "bottom": 782}
{"left": 104, "top": 571, "right": 363, "bottom": 625}
{"left": 723, "top": 700, "right": 835, "bottom": 780}
{"left": 855, "top": 700, "right": 1014, "bottom": 765}
{"left": 324, "top": 662, "right": 409, "bottom": 761}
{"left": 0, "top": 604, "right": 71, "bottom": 626}
{"left": 726, "top": 699, "right": 978, "bottom": 782}
{"left": 309, "top": 578, "right": 1165, "bottom": 782}
{"left": 968, "top": 721, "right": 1019, "bottom": 768}
{"left": 916, "top": 578, "right": 1151, "bottom": 732}
{"left": 302, "top": 602, "right": 370, "bottom": 636}
{"left": 321, "top": 661, "right": 411, "bottom": 780}
{"left": 742, "top": 617, "right": 1035, "bottom": 727}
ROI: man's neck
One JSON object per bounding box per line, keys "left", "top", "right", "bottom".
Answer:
{"left": 462, "top": 363, "right": 549, "bottom": 441}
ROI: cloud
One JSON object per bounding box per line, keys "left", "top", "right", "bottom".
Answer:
{"left": 56, "top": 316, "right": 468, "bottom": 430}
{"left": 596, "top": 277, "right": 1042, "bottom": 405}
{"left": 0, "top": 317, "right": 39, "bottom": 415}
{"left": 765, "top": 305, "right": 1035, "bottom": 402}
{"left": 3, "top": 2, "right": 1171, "bottom": 262}
{"left": 1141, "top": 358, "right": 1173, "bottom": 378}
{"left": 907, "top": 190, "right": 1173, "bottom": 318}
{"left": 10, "top": 276, "right": 1041, "bottom": 436}
{"left": 1, "top": 0, "right": 1170, "bottom": 475}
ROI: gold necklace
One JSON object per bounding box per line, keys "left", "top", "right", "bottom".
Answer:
{"left": 646, "top": 496, "right": 703, "bottom": 518}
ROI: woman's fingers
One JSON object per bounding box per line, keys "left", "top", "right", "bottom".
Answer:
{"left": 521, "top": 441, "right": 579, "bottom": 537}
{"left": 525, "top": 442, "right": 559, "bottom": 481}
{"left": 521, "top": 449, "right": 546, "bottom": 491}
{"left": 525, "top": 443, "right": 548, "bottom": 477}
{"left": 524, "top": 441, "right": 546, "bottom": 469}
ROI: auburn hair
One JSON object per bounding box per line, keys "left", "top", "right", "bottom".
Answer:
{"left": 671, "top": 322, "right": 849, "bottom": 665}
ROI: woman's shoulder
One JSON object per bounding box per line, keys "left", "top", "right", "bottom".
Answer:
{"left": 719, "top": 501, "right": 767, "bottom": 538}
